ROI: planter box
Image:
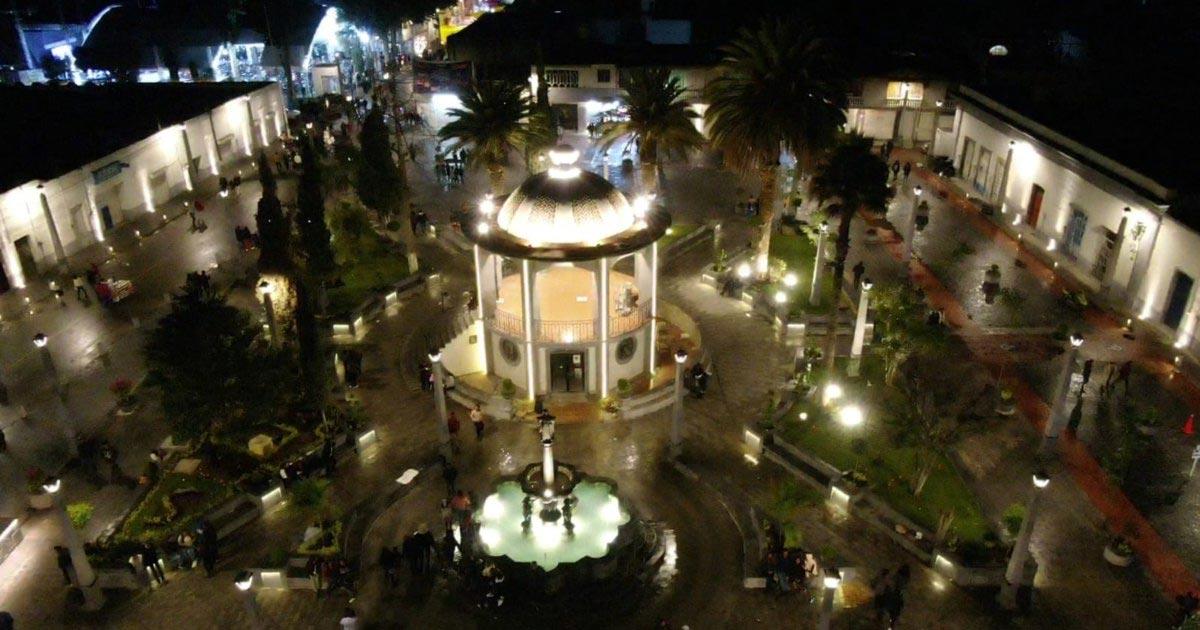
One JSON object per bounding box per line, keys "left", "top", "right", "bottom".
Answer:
{"left": 28, "top": 493, "right": 54, "bottom": 510}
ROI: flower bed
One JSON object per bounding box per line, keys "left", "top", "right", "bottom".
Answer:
{"left": 120, "top": 473, "right": 234, "bottom": 543}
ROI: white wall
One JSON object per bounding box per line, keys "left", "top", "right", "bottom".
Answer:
{"left": 0, "top": 83, "right": 286, "bottom": 287}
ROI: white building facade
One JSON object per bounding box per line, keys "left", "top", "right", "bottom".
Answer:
{"left": 0, "top": 82, "right": 286, "bottom": 290}
{"left": 948, "top": 87, "right": 1200, "bottom": 351}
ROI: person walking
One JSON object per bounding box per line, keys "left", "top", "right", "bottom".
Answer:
{"left": 471, "top": 404, "right": 486, "bottom": 441}
{"left": 442, "top": 459, "right": 458, "bottom": 494}
{"left": 415, "top": 525, "right": 435, "bottom": 575}
{"left": 188, "top": 206, "right": 198, "bottom": 229}
{"left": 440, "top": 528, "right": 458, "bottom": 570}
{"left": 54, "top": 545, "right": 74, "bottom": 584}
{"left": 870, "top": 568, "right": 892, "bottom": 623}
{"left": 852, "top": 261, "right": 866, "bottom": 288}
{"left": 1081, "top": 359, "right": 1095, "bottom": 387}
{"left": 73, "top": 274, "right": 88, "bottom": 301}
{"left": 199, "top": 523, "right": 218, "bottom": 577}
{"left": 379, "top": 546, "right": 398, "bottom": 588}
{"left": 447, "top": 411, "right": 461, "bottom": 452}
{"left": 902, "top": 161, "right": 912, "bottom": 180}
{"left": 1118, "top": 360, "right": 1133, "bottom": 394}
{"left": 890, "top": 160, "right": 901, "bottom": 181}
{"left": 143, "top": 544, "right": 166, "bottom": 585}
{"left": 403, "top": 532, "right": 419, "bottom": 577}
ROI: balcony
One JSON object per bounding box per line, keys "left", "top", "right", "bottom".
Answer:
{"left": 487, "top": 303, "right": 651, "bottom": 343}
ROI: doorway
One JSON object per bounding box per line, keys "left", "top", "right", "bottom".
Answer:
{"left": 99, "top": 205, "right": 115, "bottom": 231}
{"left": 550, "top": 351, "right": 586, "bottom": 393}
{"left": 1025, "top": 184, "right": 1044, "bottom": 228}
{"left": 1163, "top": 270, "right": 1194, "bottom": 330}
{"left": 14, "top": 237, "right": 37, "bottom": 280}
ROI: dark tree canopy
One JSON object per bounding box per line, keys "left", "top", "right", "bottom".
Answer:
{"left": 296, "top": 139, "right": 336, "bottom": 278}
{"left": 145, "top": 276, "right": 293, "bottom": 441}
{"left": 257, "top": 150, "right": 277, "bottom": 196}
{"left": 256, "top": 178, "right": 293, "bottom": 273}
{"left": 356, "top": 107, "right": 404, "bottom": 217}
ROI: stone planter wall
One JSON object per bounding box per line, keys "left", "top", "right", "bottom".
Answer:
{"left": 330, "top": 274, "right": 427, "bottom": 341}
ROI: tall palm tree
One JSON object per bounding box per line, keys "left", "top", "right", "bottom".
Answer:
{"left": 599, "top": 67, "right": 705, "bottom": 196}
{"left": 704, "top": 20, "right": 848, "bottom": 275}
{"left": 439, "top": 81, "right": 533, "bottom": 195}
{"left": 810, "top": 133, "right": 892, "bottom": 368}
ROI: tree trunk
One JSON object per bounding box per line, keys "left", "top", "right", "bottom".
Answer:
{"left": 754, "top": 165, "right": 778, "bottom": 276}
{"left": 825, "top": 207, "right": 854, "bottom": 370}
{"left": 639, "top": 159, "right": 658, "bottom": 198}
{"left": 914, "top": 461, "right": 932, "bottom": 497}
{"left": 488, "top": 164, "right": 506, "bottom": 196}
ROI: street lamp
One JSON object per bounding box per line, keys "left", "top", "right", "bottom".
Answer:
{"left": 904, "top": 186, "right": 923, "bottom": 264}
{"left": 782, "top": 272, "right": 798, "bottom": 288}
{"left": 1042, "top": 333, "right": 1083, "bottom": 453}
{"left": 33, "top": 333, "right": 54, "bottom": 381}
{"left": 822, "top": 382, "right": 843, "bottom": 407}
{"left": 234, "top": 570, "right": 262, "bottom": 629}
{"left": 428, "top": 350, "right": 452, "bottom": 460}
{"left": 479, "top": 194, "right": 495, "bottom": 216}
{"left": 849, "top": 278, "right": 873, "bottom": 375}
{"left": 999, "top": 470, "right": 1050, "bottom": 608}
{"left": 818, "top": 568, "right": 841, "bottom": 630}
{"left": 671, "top": 349, "right": 688, "bottom": 459}
{"left": 736, "top": 262, "right": 752, "bottom": 280}
{"left": 837, "top": 404, "right": 865, "bottom": 428}
{"left": 810, "top": 221, "right": 829, "bottom": 306}
{"left": 34, "top": 333, "right": 78, "bottom": 456}
{"left": 45, "top": 477, "right": 104, "bottom": 610}
{"left": 773, "top": 290, "right": 788, "bottom": 305}
{"left": 257, "top": 280, "right": 279, "bottom": 346}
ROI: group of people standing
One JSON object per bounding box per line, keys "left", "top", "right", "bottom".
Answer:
{"left": 435, "top": 149, "right": 468, "bottom": 187}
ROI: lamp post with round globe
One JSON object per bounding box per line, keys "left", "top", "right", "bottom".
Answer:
{"left": 999, "top": 470, "right": 1050, "bottom": 608}
{"left": 235, "top": 570, "right": 263, "bottom": 628}
{"left": 671, "top": 349, "right": 688, "bottom": 458}
{"left": 849, "top": 278, "right": 873, "bottom": 376}
{"left": 429, "top": 350, "right": 453, "bottom": 460}
{"left": 34, "top": 333, "right": 78, "bottom": 456}
{"left": 818, "top": 568, "right": 841, "bottom": 630}
{"left": 810, "top": 221, "right": 829, "bottom": 306}
{"left": 904, "top": 186, "right": 923, "bottom": 264}
{"left": 1042, "top": 334, "right": 1083, "bottom": 453}
{"left": 45, "top": 477, "right": 104, "bottom": 610}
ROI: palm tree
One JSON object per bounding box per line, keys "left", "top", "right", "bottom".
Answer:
{"left": 599, "top": 67, "right": 705, "bottom": 197}
{"left": 704, "top": 20, "right": 848, "bottom": 275}
{"left": 810, "top": 134, "right": 892, "bottom": 368}
{"left": 439, "top": 81, "right": 533, "bottom": 195}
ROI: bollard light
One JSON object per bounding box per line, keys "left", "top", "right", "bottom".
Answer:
{"left": 257, "top": 280, "right": 274, "bottom": 297}
{"left": 823, "top": 568, "right": 842, "bottom": 590}
{"left": 773, "top": 290, "right": 788, "bottom": 304}
{"left": 234, "top": 570, "right": 254, "bottom": 591}
{"left": 783, "top": 272, "right": 798, "bottom": 288}
{"left": 736, "top": 262, "right": 752, "bottom": 279}
{"left": 429, "top": 350, "right": 442, "bottom": 363}
{"left": 674, "top": 349, "right": 688, "bottom": 364}
{"left": 33, "top": 333, "right": 48, "bottom": 348}
{"left": 838, "top": 404, "right": 864, "bottom": 428}
{"left": 479, "top": 195, "right": 495, "bottom": 216}
{"left": 477, "top": 221, "right": 490, "bottom": 235}
{"left": 1033, "top": 470, "right": 1050, "bottom": 489}
{"left": 1070, "top": 333, "right": 1084, "bottom": 348}
{"left": 42, "top": 477, "right": 61, "bottom": 494}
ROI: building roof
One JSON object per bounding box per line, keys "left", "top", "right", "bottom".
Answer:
{"left": 0, "top": 81, "right": 271, "bottom": 192}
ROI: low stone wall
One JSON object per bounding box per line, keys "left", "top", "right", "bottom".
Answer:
{"left": 746, "top": 425, "right": 1011, "bottom": 587}
{"left": 330, "top": 274, "right": 426, "bottom": 341}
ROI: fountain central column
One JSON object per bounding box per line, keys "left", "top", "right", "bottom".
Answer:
{"left": 542, "top": 437, "right": 555, "bottom": 488}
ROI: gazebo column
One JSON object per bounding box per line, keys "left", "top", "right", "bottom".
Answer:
{"left": 599, "top": 257, "right": 610, "bottom": 394}
{"left": 473, "top": 246, "right": 490, "bottom": 373}
{"left": 522, "top": 259, "right": 537, "bottom": 399}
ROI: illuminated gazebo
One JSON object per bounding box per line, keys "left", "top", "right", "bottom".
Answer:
{"left": 466, "top": 145, "right": 669, "bottom": 399}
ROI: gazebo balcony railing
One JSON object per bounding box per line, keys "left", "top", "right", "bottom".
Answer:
{"left": 610, "top": 303, "right": 652, "bottom": 336}
{"left": 536, "top": 319, "right": 596, "bottom": 343}
{"left": 489, "top": 310, "right": 525, "bottom": 337}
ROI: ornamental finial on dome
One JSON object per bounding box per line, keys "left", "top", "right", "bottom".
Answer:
{"left": 547, "top": 145, "right": 582, "bottom": 179}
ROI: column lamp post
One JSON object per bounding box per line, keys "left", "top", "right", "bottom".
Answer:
{"left": 671, "top": 349, "right": 688, "bottom": 459}
{"left": 809, "top": 221, "right": 829, "bottom": 306}
{"left": 904, "top": 186, "right": 923, "bottom": 264}
{"left": 428, "top": 350, "right": 453, "bottom": 460}
{"left": 1041, "top": 333, "right": 1083, "bottom": 453}
{"left": 848, "top": 278, "right": 873, "bottom": 376}
{"left": 818, "top": 567, "right": 841, "bottom": 630}
{"left": 34, "top": 333, "right": 78, "bottom": 457}
{"left": 234, "top": 571, "right": 263, "bottom": 629}
{"left": 999, "top": 470, "right": 1050, "bottom": 609}
{"left": 257, "top": 280, "right": 279, "bottom": 346}
{"left": 45, "top": 477, "right": 104, "bottom": 610}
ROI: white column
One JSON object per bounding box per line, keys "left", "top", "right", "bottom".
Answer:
{"left": 904, "top": 186, "right": 922, "bottom": 264}
{"left": 0, "top": 207, "right": 26, "bottom": 288}
{"left": 671, "top": 349, "right": 687, "bottom": 458}
{"left": 599, "top": 257, "right": 609, "bottom": 394}
{"left": 47, "top": 481, "right": 103, "bottom": 610}
{"left": 999, "top": 472, "right": 1050, "bottom": 608}
{"left": 809, "top": 222, "right": 828, "bottom": 306}
{"left": 850, "top": 279, "right": 872, "bottom": 364}
{"left": 522, "top": 259, "right": 536, "bottom": 399}
{"left": 998, "top": 141, "right": 1015, "bottom": 210}
{"left": 38, "top": 191, "right": 67, "bottom": 266}
{"left": 429, "top": 351, "right": 453, "bottom": 460}
{"left": 542, "top": 437, "right": 555, "bottom": 486}
{"left": 1042, "top": 334, "right": 1083, "bottom": 452}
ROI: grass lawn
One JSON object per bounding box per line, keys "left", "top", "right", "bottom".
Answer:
{"left": 778, "top": 383, "right": 991, "bottom": 547}
{"left": 327, "top": 242, "right": 410, "bottom": 317}
{"left": 120, "top": 473, "right": 233, "bottom": 543}
{"left": 658, "top": 222, "right": 700, "bottom": 252}
{"left": 769, "top": 229, "right": 835, "bottom": 316}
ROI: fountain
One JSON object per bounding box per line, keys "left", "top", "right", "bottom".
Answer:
{"left": 472, "top": 418, "right": 660, "bottom": 594}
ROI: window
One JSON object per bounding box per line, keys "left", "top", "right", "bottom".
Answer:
{"left": 1065, "top": 208, "right": 1088, "bottom": 255}
{"left": 886, "top": 81, "right": 924, "bottom": 104}
{"left": 973, "top": 148, "right": 992, "bottom": 193}
{"left": 959, "top": 138, "right": 977, "bottom": 179}
{"left": 544, "top": 69, "right": 579, "bottom": 88}
{"left": 596, "top": 68, "right": 611, "bottom": 84}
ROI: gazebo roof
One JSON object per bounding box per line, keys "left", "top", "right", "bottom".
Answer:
{"left": 467, "top": 145, "right": 670, "bottom": 261}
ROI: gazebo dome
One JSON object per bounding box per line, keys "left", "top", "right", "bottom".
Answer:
{"left": 494, "top": 146, "right": 637, "bottom": 246}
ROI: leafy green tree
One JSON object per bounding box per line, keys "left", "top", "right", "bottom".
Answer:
{"left": 357, "top": 107, "right": 418, "bottom": 270}
{"left": 256, "top": 163, "right": 292, "bottom": 274}
{"left": 438, "top": 81, "right": 533, "bottom": 195}
{"left": 887, "top": 382, "right": 959, "bottom": 498}
{"left": 704, "top": 20, "right": 847, "bottom": 275}
{"left": 871, "top": 282, "right": 945, "bottom": 384}
{"left": 600, "top": 67, "right": 705, "bottom": 196}
{"left": 293, "top": 276, "right": 325, "bottom": 406}
{"left": 296, "top": 139, "right": 336, "bottom": 280}
{"left": 145, "top": 277, "right": 293, "bottom": 441}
